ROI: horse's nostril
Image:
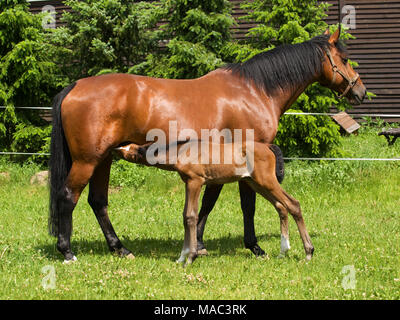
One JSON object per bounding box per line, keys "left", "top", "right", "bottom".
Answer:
{"left": 361, "top": 90, "right": 367, "bottom": 101}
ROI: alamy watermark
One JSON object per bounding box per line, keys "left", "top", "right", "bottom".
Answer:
{"left": 342, "top": 5, "right": 356, "bottom": 30}
{"left": 41, "top": 265, "right": 56, "bottom": 290}
{"left": 41, "top": 5, "right": 56, "bottom": 29}
{"left": 341, "top": 265, "right": 356, "bottom": 290}
{"left": 134, "top": 121, "right": 256, "bottom": 174}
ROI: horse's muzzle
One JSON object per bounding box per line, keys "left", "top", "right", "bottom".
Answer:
{"left": 349, "top": 84, "right": 367, "bottom": 106}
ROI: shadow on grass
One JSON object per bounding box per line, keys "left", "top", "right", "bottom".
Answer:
{"left": 38, "top": 231, "right": 318, "bottom": 263}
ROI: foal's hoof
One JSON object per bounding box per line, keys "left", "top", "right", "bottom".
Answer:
{"left": 184, "top": 256, "right": 197, "bottom": 268}
{"left": 197, "top": 248, "right": 208, "bottom": 256}
{"left": 305, "top": 247, "right": 314, "bottom": 261}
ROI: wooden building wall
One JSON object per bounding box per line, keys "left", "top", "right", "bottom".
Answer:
{"left": 28, "top": 0, "right": 400, "bottom": 122}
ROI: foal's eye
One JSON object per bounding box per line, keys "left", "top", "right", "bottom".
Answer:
{"left": 342, "top": 58, "right": 348, "bottom": 64}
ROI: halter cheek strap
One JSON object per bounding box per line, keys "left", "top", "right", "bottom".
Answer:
{"left": 324, "top": 48, "right": 360, "bottom": 99}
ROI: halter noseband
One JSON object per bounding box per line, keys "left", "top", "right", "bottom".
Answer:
{"left": 324, "top": 47, "right": 360, "bottom": 99}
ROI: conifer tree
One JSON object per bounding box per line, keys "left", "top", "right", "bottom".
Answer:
{"left": 226, "top": 0, "right": 355, "bottom": 157}
{"left": 0, "top": 0, "right": 62, "bottom": 154}
{"left": 131, "top": 0, "right": 235, "bottom": 79}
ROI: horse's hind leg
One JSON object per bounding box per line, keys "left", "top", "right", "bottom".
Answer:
{"left": 57, "top": 161, "right": 96, "bottom": 263}
{"left": 88, "top": 155, "right": 134, "bottom": 259}
{"left": 196, "top": 184, "right": 223, "bottom": 255}
{"left": 239, "top": 181, "right": 265, "bottom": 257}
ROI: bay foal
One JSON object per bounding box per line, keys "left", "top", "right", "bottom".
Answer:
{"left": 114, "top": 141, "right": 313, "bottom": 265}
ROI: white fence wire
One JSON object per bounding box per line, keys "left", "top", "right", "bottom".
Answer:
{"left": 1, "top": 106, "right": 399, "bottom": 161}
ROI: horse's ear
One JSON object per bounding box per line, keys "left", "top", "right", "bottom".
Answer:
{"left": 324, "top": 29, "right": 330, "bottom": 36}
{"left": 329, "top": 28, "right": 340, "bottom": 44}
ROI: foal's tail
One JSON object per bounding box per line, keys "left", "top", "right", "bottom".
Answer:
{"left": 48, "top": 83, "right": 76, "bottom": 237}
{"left": 269, "top": 144, "right": 285, "bottom": 184}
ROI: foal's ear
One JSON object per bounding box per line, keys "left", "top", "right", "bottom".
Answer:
{"left": 328, "top": 28, "right": 340, "bottom": 44}
{"left": 323, "top": 29, "right": 330, "bottom": 36}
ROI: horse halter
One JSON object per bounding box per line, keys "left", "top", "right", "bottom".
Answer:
{"left": 324, "top": 47, "right": 360, "bottom": 99}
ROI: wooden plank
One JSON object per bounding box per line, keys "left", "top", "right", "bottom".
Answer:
{"left": 331, "top": 112, "right": 360, "bottom": 134}
{"left": 362, "top": 79, "right": 400, "bottom": 85}
{"left": 359, "top": 72, "right": 400, "bottom": 77}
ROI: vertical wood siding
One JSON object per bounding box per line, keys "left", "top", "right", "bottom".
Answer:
{"left": 27, "top": 0, "right": 400, "bottom": 121}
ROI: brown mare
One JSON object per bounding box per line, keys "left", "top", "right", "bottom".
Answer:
{"left": 49, "top": 29, "right": 366, "bottom": 263}
{"left": 114, "top": 141, "right": 293, "bottom": 265}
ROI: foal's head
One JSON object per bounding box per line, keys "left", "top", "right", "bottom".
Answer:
{"left": 319, "top": 29, "right": 367, "bottom": 105}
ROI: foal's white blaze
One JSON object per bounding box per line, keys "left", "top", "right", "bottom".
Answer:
{"left": 116, "top": 145, "right": 131, "bottom": 151}
{"left": 280, "top": 235, "right": 290, "bottom": 255}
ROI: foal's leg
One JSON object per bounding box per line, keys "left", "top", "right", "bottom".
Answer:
{"left": 196, "top": 184, "right": 223, "bottom": 255}
{"left": 283, "top": 191, "right": 314, "bottom": 260}
{"left": 239, "top": 181, "right": 265, "bottom": 256}
{"left": 88, "top": 155, "right": 134, "bottom": 259}
{"left": 249, "top": 179, "right": 314, "bottom": 260}
{"left": 178, "top": 179, "right": 203, "bottom": 266}
{"left": 277, "top": 204, "right": 290, "bottom": 258}
{"left": 57, "top": 161, "right": 96, "bottom": 263}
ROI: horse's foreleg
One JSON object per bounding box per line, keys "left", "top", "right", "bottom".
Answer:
{"left": 57, "top": 161, "right": 95, "bottom": 263}
{"left": 196, "top": 184, "right": 223, "bottom": 255}
{"left": 88, "top": 155, "right": 134, "bottom": 259}
{"left": 178, "top": 179, "right": 202, "bottom": 266}
{"left": 239, "top": 181, "right": 265, "bottom": 257}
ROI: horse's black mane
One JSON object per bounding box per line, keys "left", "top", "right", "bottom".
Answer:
{"left": 223, "top": 34, "right": 347, "bottom": 95}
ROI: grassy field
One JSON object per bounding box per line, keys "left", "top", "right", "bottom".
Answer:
{"left": 0, "top": 125, "right": 399, "bottom": 300}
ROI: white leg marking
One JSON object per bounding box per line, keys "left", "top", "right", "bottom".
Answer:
{"left": 177, "top": 248, "right": 190, "bottom": 263}
{"left": 63, "top": 255, "right": 77, "bottom": 264}
{"left": 278, "top": 235, "right": 290, "bottom": 258}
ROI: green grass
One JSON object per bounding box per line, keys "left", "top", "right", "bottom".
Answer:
{"left": 0, "top": 126, "right": 399, "bottom": 299}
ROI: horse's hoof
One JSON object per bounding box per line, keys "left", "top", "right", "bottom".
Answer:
{"left": 305, "top": 254, "right": 313, "bottom": 261}
{"left": 126, "top": 253, "right": 135, "bottom": 260}
{"left": 63, "top": 255, "right": 77, "bottom": 264}
{"left": 197, "top": 248, "right": 208, "bottom": 256}
{"left": 114, "top": 247, "right": 133, "bottom": 258}
{"left": 249, "top": 244, "right": 266, "bottom": 257}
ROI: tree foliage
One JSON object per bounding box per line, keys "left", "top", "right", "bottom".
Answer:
{"left": 0, "top": 0, "right": 63, "bottom": 155}
{"left": 0, "top": 0, "right": 363, "bottom": 159}
{"left": 224, "top": 0, "right": 355, "bottom": 157}
{"left": 51, "top": 0, "right": 161, "bottom": 79}
{"left": 131, "top": 0, "right": 235, "bottom": 79}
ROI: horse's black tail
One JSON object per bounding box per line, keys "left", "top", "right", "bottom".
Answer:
{"left": 269, "top": 144, "right": 285, "bottom": 184}
{"left": 48, "top": 83, "right": 76, "bottom": 237}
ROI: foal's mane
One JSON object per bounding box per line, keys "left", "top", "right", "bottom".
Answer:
{"left": 223, "top": 34, "right": 347, "bottom": 95}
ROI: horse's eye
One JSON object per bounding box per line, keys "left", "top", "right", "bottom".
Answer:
{"left": 342, "top": 58, "right": 348, "bottom": 64}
